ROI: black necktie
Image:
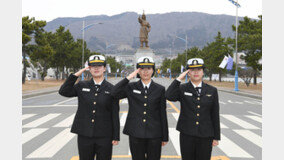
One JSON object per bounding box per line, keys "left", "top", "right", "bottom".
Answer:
{"left": 145, "top": 86, "right": 148, "bottom": 94}
{"left": 195, "top": 87, "right": 201, "bottom": 95}
{"left": 94, "top": 84, "right": 100, "bottom": 91}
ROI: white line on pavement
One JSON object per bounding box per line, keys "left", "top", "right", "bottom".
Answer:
{"left": 221, "top": 115, "right": 259, "bottom": 129}
{"left": 248, "top": 111, "right": 262, "bottom": 117}
{"left": 23, "top": 114, "right": 61, "bottom": 128}
{"left": 172, "top": 113, "right": 179, "bottom": 121}
{"left": 120, "top": 113, "right": 128, "bottom": 127}
{"left": 22, "top": 128, "right": 48, "bottom": 144}
{"left": 245, "top": 115, "right": 262, "bottom": 123}
{"left": 234, "top": 130, "right": 262, "bottom": 148}
{"left": 22, "top": 114, "right": 36, "bottom": 121}
{"left": 219, "top": 101, "right": 226, "bottom": 104}
{"left": 26, "top": 128, "right": 75, "bottom": 158}
{"left": 52, "top": 98, "right": 76, "bottom": 106}
{"left": 169, "top": 128, "right": 181, "bottom": 156}
{"left": 218, "top": 134, "right": 253, "bottom": 158}
{"left": 220, "top": 122, "right": 228, "bottom": 128}
{"left": 22, "top": 92, "right": 58, "bottom": 101}
{"left": 53, "top": 114, "right": 75, "bottom": 127}
{"left": 23, "top": 105, "right": 77, "bottom": 108}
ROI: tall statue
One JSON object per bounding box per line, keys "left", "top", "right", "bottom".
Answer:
{"left": 138, "top": 11, "right": 151, "bottom": 48}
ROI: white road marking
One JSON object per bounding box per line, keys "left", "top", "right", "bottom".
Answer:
{"left": 23, "top": 114, "right": 61, "bottom": 128}
{"left": 228, "top": 100, "right": 243, "bottom": 104}
{"left": 245, "top": 115, "right": 262, "bottom": 123}
{"left": 219, "top": 101, "right": 226, "bottom": 104}
{"left": 244, "top": 100, "right": 256, "bottom": 104}
{"left": 221, "top": 115, "right": 259, "bottom": 129}
{"left": 234, "top": 130, "right": 262, "bottom": 148}
{"left": 22, "top": 128, "right": 48, "bottom": 144}
{"left": 52, "top": 98, "right": 76, "bottom": 106}
{"left": 169, "top": 128, "right": 181, "bottom": 156}
{"left": 22, "top": 92, "right": 58, "bottom": 100}
{"left": 220, "top": 122, "right": 228, "bottom": 128}
{"left": 172, "top": 113, "right": 179, "bottom": 121}
{"left": 218, "top": 134, "right": 253, "bottom": 158}
{"left": 26, "top": 128, "right": 75, "bottom": 158}
{"left": 248, "top": 111, "right": 262, "bottom": 117}
{"left": 23, "top": 105, "right": 76, "bottom": 108}
{"left": 22, "top": 114, "right": 36, "bottom": 120}
{"left": 120, "top": 113, "right": 128, "bottom": 127}
{"left": 53, "top": 114, "right": 75, "bottom": 127}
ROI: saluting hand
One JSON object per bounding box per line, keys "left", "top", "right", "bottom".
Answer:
{"left": 162, "top": 142, "right": 168, "bottom": 146}
{"left": 177, "top": 69, "right": 190, "bottom": 81}
{"left": 127, "top": 68, "right": 141, "bottom": 80}
{"left": 74, "top": 66, "right": 89, "bottom": 77}
{"left": 112, "top": 140, "right": 119, "bottom": 146}
{"left": 212, "top": 140, "right": 219, "bottom": 146}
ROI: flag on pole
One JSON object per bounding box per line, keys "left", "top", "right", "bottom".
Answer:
{"left": 219, "top": 56, "right": 229, "bottom": 69}
{"left": 116, "top": 68, "right": 119, "bottom": 73}
{"left": 167, "top": 68, "right": 171, "bottom": 73}
{"left": 181, "top": 65, "right": 184, "bottom": 73}
{"left": 228, "top": 0, "right": 241, "bottom": 8}
{"left": 106, "top": 64, "right": 111, "bottom": 73}
{"left": 226, "top": 55, "right": 234, "bottom": 70}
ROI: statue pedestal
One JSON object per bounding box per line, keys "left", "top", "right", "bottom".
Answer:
{"left": 134, "top": 47, "right": 155, "bottom": 63}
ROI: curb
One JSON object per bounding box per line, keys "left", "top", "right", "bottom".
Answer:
{"left": 218, "top": 88, "right": 262, "bottom": 100}
{"left": 22, "top": 88, "right": 59, "bottom": 99}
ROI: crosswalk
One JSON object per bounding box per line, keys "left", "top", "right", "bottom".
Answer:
{"left": 22, "top": 111, "right": 262, "bottom": 159}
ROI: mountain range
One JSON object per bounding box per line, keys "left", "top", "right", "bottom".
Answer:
{"left": 44, "top": 11, "right": 244, "bottom": 55}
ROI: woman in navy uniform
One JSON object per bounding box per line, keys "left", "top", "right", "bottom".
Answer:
{"left": 165, "top": 58, "right": 220, "bottom": 160}
{"left": 111, "top": 56, "right": 168, "bottom": 160}
{"left": 59, "top": 55, "right": 120, "bottom": 160}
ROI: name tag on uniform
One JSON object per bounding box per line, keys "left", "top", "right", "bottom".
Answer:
{"left": 133, "top": 89, "right": 141, "bottom": 94}
{"left": 206, "top": 94, "right": 212, "bottom": 97}
{"left": 82, "top": 88, "right": 90, "bottom": 92}
{"left": 184, "top": 92, "right": 193, "bottom": 96}
{"left": 105, "top": 91, "right": 110, "bottom": 94}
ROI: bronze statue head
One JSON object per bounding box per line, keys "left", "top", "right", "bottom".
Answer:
{"left": 142, "top": 14, "right": 146, "bottom": 20}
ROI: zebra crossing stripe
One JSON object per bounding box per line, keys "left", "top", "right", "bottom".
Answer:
{"left": 169, "top": 128, "right": 181, "bottom": 156}
{"left": 248, "top": 111, "right": 262, "bottom": 117}
{"left": 233, "top": 130, "right": 262, "bottom": 148}
{"left": 221, "top": 115, "right": 259, "bottom": 129}
{"left": 218, "top": 134, "right": 253, "bottom": 158}
{"left": 22, "top": 128, "right": 48, "bottom": 144}
{"left": 53, "top": 114, "right": 75, "bottom": 127}
{"left": 26, "top": 128, "right": 75, "bottom": 158}
{"left": 23, "top": 113, "right": 61, "bottom": 128}
{"left": 172, "top": 113, "right": 179, "bottom": 121}
{"left": 220, "top": 123, "right": 228, "bottom": 128}
{"left": 22, "top": 114, "right": 36, "bottom": 120}
{"left": 120, "top": 113, "right": 128, "bottom": 127}
{"left": 245, "top": 115, "right": 262, "bottom": 123}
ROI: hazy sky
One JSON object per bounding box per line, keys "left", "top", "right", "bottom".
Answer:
{"left": 22, "top": 0, "right": 262, "bottom": 22}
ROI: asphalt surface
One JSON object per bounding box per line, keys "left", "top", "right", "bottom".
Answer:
{"left": 22, "top": 77, "right": 262, "bottom": 160}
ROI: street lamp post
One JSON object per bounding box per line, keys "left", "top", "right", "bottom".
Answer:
{"left": 176, "top": 35, "right": 188, "bottom": 82}
{"left": 234, "top": 0, "right": 239, "bottom": 91}
{"left": 81, "top": 20, "right": 103, "bottom": 80}
{"left": 227, "top": 0, "right": 241, "bottom": 91}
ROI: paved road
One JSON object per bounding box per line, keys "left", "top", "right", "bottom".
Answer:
{"left": 22, "top": 77, "right": 262, "bottom": 160}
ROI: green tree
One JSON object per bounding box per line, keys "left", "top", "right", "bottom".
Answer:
{"left": 231, "top": 15, "right": 262, "bottom": 84}
{"left": 202, "top": 32, "right": 233, "bottom": 81}
{"left": 22, "top": 16, "right": 46, "bottom": 83}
